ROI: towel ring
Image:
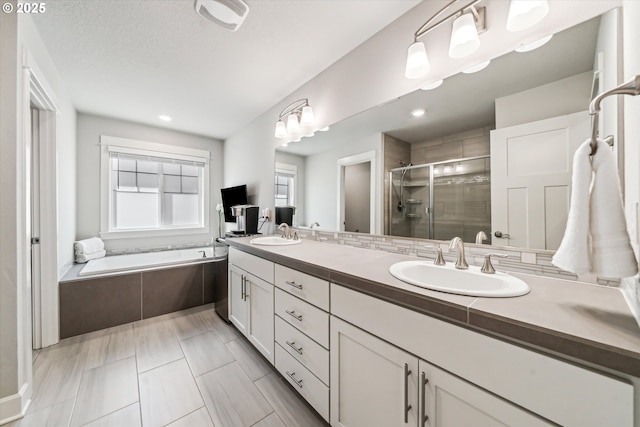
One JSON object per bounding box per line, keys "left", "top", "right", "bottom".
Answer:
{"left": 588, "top": 74, "right": 640, "bottom": 156}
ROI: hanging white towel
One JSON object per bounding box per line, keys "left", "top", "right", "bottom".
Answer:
{"left": 552, "top": 138, "right": 638, "bottom": 278}
{"left": 74, "top": 237, "right": 105, "bottom": 255}
{"left": 75, "top": 250, "right": 106, "bottom": 264}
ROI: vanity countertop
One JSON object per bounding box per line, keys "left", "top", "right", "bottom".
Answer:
{"left": 228, "top": 236, "right": 640, "bottom": 377}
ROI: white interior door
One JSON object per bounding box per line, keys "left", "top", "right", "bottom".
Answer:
{"left": 490, "top": 111, "right": 589, "bottom": 250}
{"left": 30, "top": 108, "right": 42, "bottom": 349}
{"left": 344, "top": 162, "right": 371, "bottom": 233}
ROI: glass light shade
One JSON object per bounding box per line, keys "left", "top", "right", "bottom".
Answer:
{"left": 286, "top": 113, "right": 300, "bottom": 133}
{"left": 300, "top": 105, "right": 315, "bottom": 126}
{"left": 420, "top": 79, "right": 444, "bottom": 90}
{"left": 462, "top": 60, "right": 491, "bottom": 74}
{"left": 443, "top": 165, "right": 452, "bottom": 173}
{"left": 506, "top": 0, "right": 549, "bottom": 32}
{"left": 405, "top": 41, "right": 430, "bottom": 79}
{"left": 449, "top": 13, "right": 480, "bottom": 59}
{"left": 515, "top": 34, "right": 553, "bottom": 52}
{"left": 274, "top": 120, "right": 287, "bottom": 138}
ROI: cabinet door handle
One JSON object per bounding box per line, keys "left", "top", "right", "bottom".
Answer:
{"left": 285, "top": 370, "right": 303, "bottom": 388}
{"left": 420, "top": 371, "right": 429, "bottom": 426}
{"left": 285, "top": 309, "right": 303, "bottom": 321}
{"left": 286, "top": 280, "right": 303, "bottom": 290}
{"left": 241, "top": 275, "right": 245, "bottom": 300}
{"left": 286, "top": 340, "right": 303, "bottom": 355}
{"left": 404, "top": 363, "right": 412, "bottom": 423}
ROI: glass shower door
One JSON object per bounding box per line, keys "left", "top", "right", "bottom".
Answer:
{"left": 431, "top": 157, "right": 491, "bottom": 243}
{"left": 389, "top": 165, "right": 430, "bottom": 239}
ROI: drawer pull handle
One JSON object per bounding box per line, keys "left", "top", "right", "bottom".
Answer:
{"left": 420, "top": 371, "right": 429, "bottom": 425}
{"left": 286, "top": 280, "right": 303, "bottom": 290}
{"left": 285, "top": 370, "right": 303, "bottom": 388}
{"left": 285, "top": 310, "right": 303, "bottom": 321}
{"left": 404, "top": 363, "right": 412, "bottom": 423}
{"left": 286, "top": 340, "right": 303, "bottom": 355}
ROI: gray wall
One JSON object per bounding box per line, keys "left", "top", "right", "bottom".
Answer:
{"left": 76, "top": 113, "right": 224, "bottom": 252}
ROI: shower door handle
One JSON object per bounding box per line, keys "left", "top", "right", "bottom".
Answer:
{"left": 494, "top": 231, "right": 511, "bottom": 238}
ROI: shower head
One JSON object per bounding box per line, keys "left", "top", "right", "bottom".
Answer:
{"left": 398, "top": 161, "right": 413, "bottom": 167}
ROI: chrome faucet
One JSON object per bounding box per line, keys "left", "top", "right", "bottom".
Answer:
{"left": 198, "top": 250, "right": 207, "bottom": 258}
{"left": 449, "top": 237, "right": 469, "bottom": 269}
{"left": 310, "top": 221, "right": 320, "bottom": 229}
{"left": 475, "top": 231, "right": 488, "bottom": 245}
{"left": 278, "top": 223, "right": 292, "bottom": 239}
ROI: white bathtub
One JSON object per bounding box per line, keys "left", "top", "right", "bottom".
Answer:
{"left": 78, "top": 247, "right": 220, "bottom": 277}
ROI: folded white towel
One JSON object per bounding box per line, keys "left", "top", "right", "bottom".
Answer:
{"left": 75, "top": 250, "right": 106, "bottom": 264}
{"left": 74, "top": 237, "right": 104, "bottom": 255}
{"left": 552, "top": 139, "right": 638, "bottom": 278}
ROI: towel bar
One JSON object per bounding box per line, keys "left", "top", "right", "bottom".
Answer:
{"left": 589, "top": 74, "right": 640, "bottom": 156}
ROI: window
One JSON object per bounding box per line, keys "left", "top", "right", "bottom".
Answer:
{"left": 274, "top": 163, "right": 296, "bottom": 208}
{"left": 100, "top": 136, "right": 210, "bottom": 238}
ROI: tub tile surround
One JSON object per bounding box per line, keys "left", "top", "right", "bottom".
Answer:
{"left": 59, "top": 260, "right": 225, "bottom": 339}
{"left": 228, "top": 236, "right": 640, "bottom": 378}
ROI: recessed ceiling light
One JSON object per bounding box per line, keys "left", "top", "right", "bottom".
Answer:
{"left": 158, "top": 115, "right": 172, "bottom": 122}
{"left": 515, "top": 34, "right": 553, "bottom": 52}
{"left": 411, "top": 108, "right": 426, "bottom": 117}
{"left": 420, "top": 79, "right": 444, "bottom": 91}
{"left": 462, "top": 60, "right": 491, "bottom": 74}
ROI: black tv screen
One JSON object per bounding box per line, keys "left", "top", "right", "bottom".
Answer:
{"left": 221, "top": 185, "right": 248, "bottom": 222}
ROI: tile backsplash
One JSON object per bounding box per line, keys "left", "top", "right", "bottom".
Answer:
{"left": 293, "top": 228, "right": 622, "bottom": 288}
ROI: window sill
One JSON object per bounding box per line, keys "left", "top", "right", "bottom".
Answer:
{"left": 100, "top": 227, "right": 210, "bottom": 240}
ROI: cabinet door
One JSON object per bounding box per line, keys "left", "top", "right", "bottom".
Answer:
{"left": 228, "top": 264, "right": 248, "bottom": 336}
{"left": 419, "top": 360, "right": 552, "bottom": 427}
{"left": 330, "top": 316, "right": 418, "bottom": 427}
{"left": 246, "top": 273, "right": 275, "bottom": 364}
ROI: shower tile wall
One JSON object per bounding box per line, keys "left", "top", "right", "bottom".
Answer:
{"left": 411, "top": 126, "right": 492, "bottom": 164}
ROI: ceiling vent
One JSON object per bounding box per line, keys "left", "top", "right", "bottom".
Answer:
{"left": 195, "top": 0, "right": 249, "bottom": 32}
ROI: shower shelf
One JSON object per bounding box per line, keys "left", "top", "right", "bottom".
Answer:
{"left": 406, "top": 199, "right": 422, "bottom": 204}
{"left": 406, "top": 213, "right": 422, "bottom": 219}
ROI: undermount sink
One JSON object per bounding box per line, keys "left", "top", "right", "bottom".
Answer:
{"left": 250, "top": 236, "right": 301, "bottom": 246}
{"left": 388, "top": 261, "right": 530, "bottom": 298}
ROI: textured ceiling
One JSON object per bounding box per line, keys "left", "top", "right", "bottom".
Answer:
{"left": 32, "top": 0, "right": 420, "bottom": 140}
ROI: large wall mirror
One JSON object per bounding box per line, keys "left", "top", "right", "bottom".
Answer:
{"left": 275, "top": 9, "right": 623, "bottom": 252}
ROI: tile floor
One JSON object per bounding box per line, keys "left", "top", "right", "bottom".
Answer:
{"left": 9, "top": 304, "right": 327, "bottom": 427}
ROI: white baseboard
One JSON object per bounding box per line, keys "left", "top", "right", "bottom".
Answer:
{"left": 0, "top": 383, "right": 31, "bottom": 426}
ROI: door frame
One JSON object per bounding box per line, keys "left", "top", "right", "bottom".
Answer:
{"left": 336, "top": 151, "right": 377, "bottom": 234}
{"left": 23, "top": 57, "right": 60, "bottom": 349}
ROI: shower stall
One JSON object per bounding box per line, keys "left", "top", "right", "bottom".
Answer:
{"left": 389, "top": 155, "right": 491, "bottom": 243}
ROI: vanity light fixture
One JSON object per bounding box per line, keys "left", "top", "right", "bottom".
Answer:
{"left": 421, "top": 79, "right": 444, "bottom": 90}
{"left": 506, "top": 0, "right": 549, "bottom": 32}
{"left": 433, "top": 166, "right": 439, "bottom": 175}
{"left": 515, "top": 34, "right": 553, "bottom": 52}
{"left": 455, "top": 163, "right": 463, "bottom": 172}
{"left": 405, "top": 0, "right": 486, "bottom": 80}
{"left": 274, "top": 98, "right": 315, "bottom": 139}
{"left": 462, "top": 59, "right": 491, "bottom": 74}
{"left": 158, "top": 115, "right": 172, "bottom": 122}
{"left": 443, "top": 164, "right": 452, "bottom": 173}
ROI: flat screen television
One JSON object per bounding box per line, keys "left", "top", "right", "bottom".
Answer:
{"left": 220, "top": 184, "right": 248, "bottom": 222}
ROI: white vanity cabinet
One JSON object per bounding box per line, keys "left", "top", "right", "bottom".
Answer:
{"left": 228, "top": 247, "right": 275, "bottom": 364}
{"left": 330, "top": 315, "right": 419, "bottom": 427}
{"left": 273, "top": 264, "right": 330, "bottom": 421}
{"left": 330, "top": 316, "right": 551, "bottom": 427}
{"left": 331, "top": 283, "right": 634, "bottom": 427}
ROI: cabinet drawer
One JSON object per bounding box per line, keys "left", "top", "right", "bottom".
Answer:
{"left": 275, "top": 316, "right": 329, "bottom": 385}
{"left": 229, "top": 247, "right": 274, "bottom": 283}
{"left": 275, "top": 343, "right": 329, "bottom": 422}
{"left": 275, "top": 264, "right": 329, "bottom": 311}
{"left": 275, "top": 288, "right": 329, "bottom": 348}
